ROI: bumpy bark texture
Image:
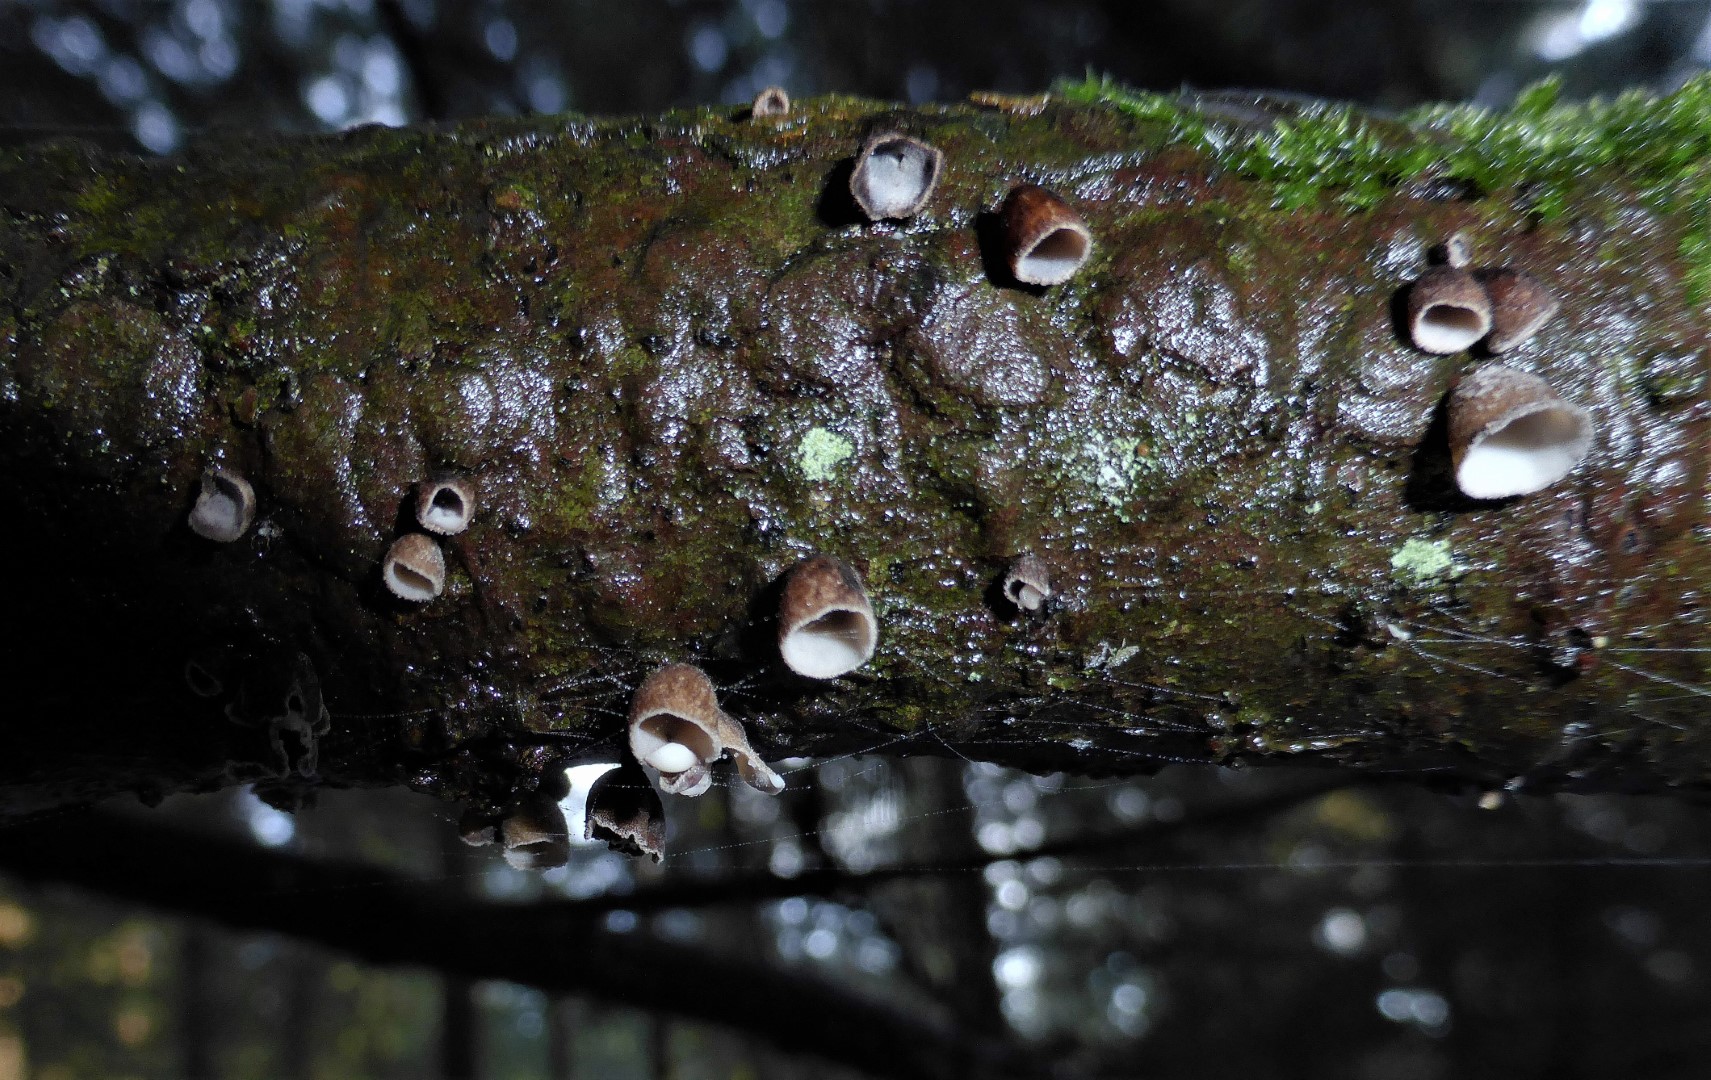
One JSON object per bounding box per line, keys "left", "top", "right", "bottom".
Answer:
{"left": 1, "top": 89, "right": 1707, "bottom": 817}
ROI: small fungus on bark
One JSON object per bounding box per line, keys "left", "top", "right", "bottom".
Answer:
{"left": 1448, "top": 363, "right": 1594, "bottom": 500}
{"left": 628, "top": 664, "right": 784, "bottom": 797}
{"left": 850, "top": 131, "right": 943, "bottom": 220}
{"left": 751, "top": 86, "right": 790, "bottom": 118}
{"left": 584, "top": 760, "right": 668, "bottom": 862}
{"left": 1406, "top": 266, "right": 1493, "bottom": 354}
{"left": 998, "top": 184, "right": 1093, "bottom": 285}
{"left": 1003, "top": 553, "right": 1054, "bottom": 613}
{"left": 500, "top": 794, "right": 571, "bottom": 870}
{"left": 382, "top": 533, "right": 446, "bottom": 602}
{"left": 1477, "top": 267, "right": 1560, "bottom": 353}
{"left": 416, "top": 475, "right": 477, "bottom": 536}
{"left": 188, "top": 468, "right": 256, "bottom": 542}
{"left": 778, "top": 555, "right": 878, "bottom": 679}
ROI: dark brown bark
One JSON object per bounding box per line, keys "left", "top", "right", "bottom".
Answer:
{"left": 0, "top": 89, "right": 1707, "bottom": 822}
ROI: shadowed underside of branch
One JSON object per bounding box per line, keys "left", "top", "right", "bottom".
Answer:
{"left": 0, "top": 81, "right": 1708, "bottom": 817}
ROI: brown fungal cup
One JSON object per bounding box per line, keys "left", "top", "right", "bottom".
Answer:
{"left": 1405, "top": 266, "right": 1492, "bottom": 354}
{"left": 1448, "top": 363, "right": 1594, "bottom": 500}
{"left": 382, "top": 533, "right": 446, "bottom": 602}
{"left": 1477, "top": 267, "right": 1559, "bottom": 353}
{"left": 850, "top": 131, "right": 943, "bottom": 220}
{"left": 500, "top": 794, "right": 571, "bottom": 870}
{"left": 584, "top": 760, "right": 668, "bottom": 863}
{"left": 188, "top": 468, "right": 256, "bottom": 542}
{"left": 751, "top": 85, "right": 790, "bottom": 118}
{"left": 778, "top": 555, "right": 878, "bottom": 680}
{"left": 628, "top": 664, "right": 783, "bottom": 797}
{"left": 1003, "top": 554, "right": 1053, "bottom": 613}
{"left": 998, "top": 185, "right": 1092, "bottom": 286}
{"left": 416, "top": 475, "right": 477, "bottom": 536}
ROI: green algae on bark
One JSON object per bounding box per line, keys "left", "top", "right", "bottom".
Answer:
{"left": 1, "top": 83, "right": 1709, "bottom": 819}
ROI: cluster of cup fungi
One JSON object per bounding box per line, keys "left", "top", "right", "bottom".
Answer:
{"left": 1403, "top": 233, "right": 1593, "bottom": 500}
{"left": 181, "top": 91, "right": 1604, "bottom": 866}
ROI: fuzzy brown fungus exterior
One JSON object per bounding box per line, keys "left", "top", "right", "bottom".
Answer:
{"left": 585, "top": 760, "right": 668, "bottom": 862}
{"left": 1405, "top": 266, "right": 1492, "bottom": 354}
{"left": 778, "top": 555, "right": 878, "bottom": 679}
{"left": 628, "top": 664, "right": 784, "bottom": 796}
{"left": 998, "top": 185, "right": 1093, "bottom": 286}
{"left": 849, "top": 131, "right": 943, "bottom": 220}
{"left": 1477, "top": 267, "right": 1560, "bottom": 353}
{"left": 1003, "top": 553, "right": 1053, "bottom": 613}
{"left": 751, "top": 85, "right": 790, "bottom": 118}
{"left": 382, "top": 533, "right": 446, "bottom": 602}
{"left": 1447, "top": 363, "right": 1595, "bottom": 500}
{"left": 415, "top": 475, "right": 477, "bottom": 536}
{"left": 188, "top": 467, "right": 256, "bottom": 543}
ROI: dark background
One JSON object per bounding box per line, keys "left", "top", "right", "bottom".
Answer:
{"left": 3, "top": 2, "right": 1711, "bottom": 1079}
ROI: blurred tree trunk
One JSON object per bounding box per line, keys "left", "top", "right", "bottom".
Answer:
{"left": 0, "top": 87, "right": 1708, "bottom": 819}
{"left": 178, "top": 926, "right": 215, "bottom": 1080}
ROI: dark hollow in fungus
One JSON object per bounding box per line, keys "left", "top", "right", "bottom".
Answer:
{"left": 751, "top": 86, "right": 790, "bottom": 118}
{"left": 416, "top": 476, "right": 477, "bottom": 536}
{"left": 849, "top": 131, "right": 943, "bottom": 221}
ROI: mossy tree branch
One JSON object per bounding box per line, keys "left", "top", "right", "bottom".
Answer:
{"left": 2, "top": 80, "right": 1709, "bottom": 818}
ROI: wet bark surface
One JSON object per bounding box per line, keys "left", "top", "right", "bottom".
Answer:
{"left": 1, "top": 91, "right": 1707, "bottom": 818}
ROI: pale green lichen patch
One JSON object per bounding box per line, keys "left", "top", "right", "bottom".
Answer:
{"left": 796, "top": 426, "right": 853, "bottom": 482}
{"left": 1390, "top": 537, "right": 1456, "bottom": 588}
{"left": 1074, "top": 433, "right": 1149, "bottom": 522}
{"left": 1084, "top": 641, "right": 1141, "bottom": 671}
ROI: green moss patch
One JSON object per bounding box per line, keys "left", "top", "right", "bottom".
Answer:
{"left": 1061, "top": 74, "right": 1711, "bottom": 294}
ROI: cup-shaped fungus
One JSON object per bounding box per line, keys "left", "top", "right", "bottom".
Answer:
{"left": 628, "top": 664, "right": 784, "bottom": 796}
{"left": 500, "top": 794, "right": 571, "bottom": 870}
{"left": 1003, "top": 554, "right": 1053, "bottom": 613}
{"left": 1448, "top": 363, "right": 1594, "bottom": 500}
{"left": 416, "top": 475, "right": 477, "bottom": 536}
{"left": 188, "top": 468, "right": 256, "bottom": 542}
{"left": 850, "top": 131, "right": 943, "bottom": 221}
{"left": 382, "top": 533, "right": 446, "bottom": 602}
{"left": 999, "top": 185, "right": 1093, "bottom": 286}
{"left": 1405, "top": 266, "right": 1492, "bottom": 354}
{"left": 458, "top": 808, "right": 501, "bottom": 847}
{"left": 778, "top": 555, "right": 878, "bottom": 679}
{"left": 1477, "top": 267, "right": 1559, "bottom": 353}
{"left": 584, "top": 760, "right": 668, "bottom": 862}
{"left": 751, "top": 85, "right": 790, "bottom": 118}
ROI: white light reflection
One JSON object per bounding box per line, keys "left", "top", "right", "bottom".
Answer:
{"left": 1314, "top": 908, "right": 1367, "bottom": 956}
{"left": 1531, "top": 0, "right": 1639, "bottom": 61}
{"left": 238, "top": 787, "right": 296, "bottom": 847}
{"left": 1375, "top": 987, "right": 1451, "bottom": 1033}
{"left": 132, "top": 101, "right": 181, "bottom": 153}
